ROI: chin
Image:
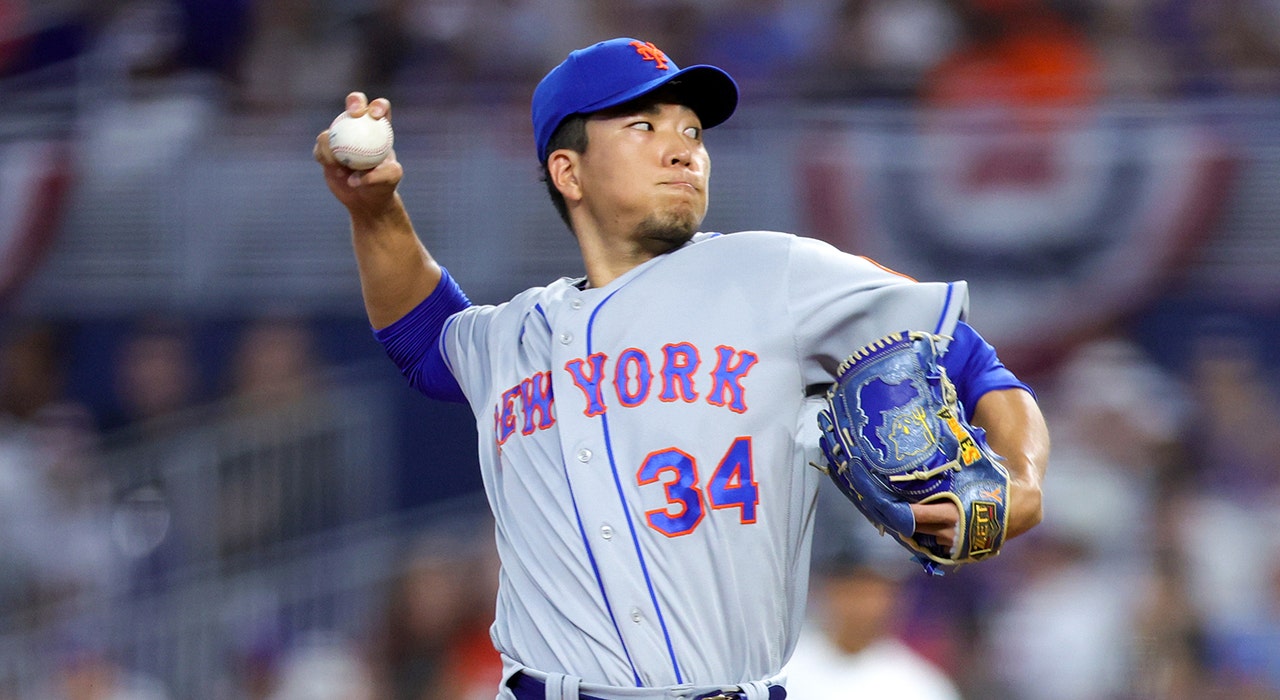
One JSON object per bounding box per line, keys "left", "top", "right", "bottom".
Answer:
{"left": 637, "top": 210, "right": 700, "bottom": 251}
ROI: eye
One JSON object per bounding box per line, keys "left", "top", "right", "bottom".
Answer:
{"left": 683, "top": 126, "right": 702, "bottom": 140}
{"left": 629, "top": 121, "right": 653, "bottom": 131}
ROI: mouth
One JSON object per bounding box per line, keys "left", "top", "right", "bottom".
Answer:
{"left": 661, "top": 181, "right": 701, "bottom": 193}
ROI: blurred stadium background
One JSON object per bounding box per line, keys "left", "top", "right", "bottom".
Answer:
{"left": 2, "top": 0, "right": 1279, "bottom": 698}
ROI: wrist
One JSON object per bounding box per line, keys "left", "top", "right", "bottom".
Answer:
{"left": 1006, "top": 472, "right": 1044, "bottom": 539}
{"left": 349, "top": 192, "right": 409, "bottom": 231}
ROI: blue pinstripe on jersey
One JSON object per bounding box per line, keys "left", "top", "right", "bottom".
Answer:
{"left": 587, "top": 286, "right": 686, "bottom": 686}
{"left": 559, "top": 432, "right": 643, "bottom": 685}
{"left": 934, "top": 282, "right": 958, "bottom": 336}
{"left": 535, "top": 300, "right": 646, "bottom": 683}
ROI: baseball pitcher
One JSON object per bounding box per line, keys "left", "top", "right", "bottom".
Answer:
{"left": 314, "top": 38, "right": 1049, "bottom": 700}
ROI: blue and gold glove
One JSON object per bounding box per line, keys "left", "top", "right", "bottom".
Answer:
{"left": 816, "top": 331, "right": 1010, "bottom": 575}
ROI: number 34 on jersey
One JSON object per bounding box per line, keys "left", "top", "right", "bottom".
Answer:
{"left": 493, "top": 341, "right": 762, "bottom": 538}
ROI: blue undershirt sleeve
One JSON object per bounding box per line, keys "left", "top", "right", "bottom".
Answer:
{"left": 940, "top": 321, "right": 1034, "bottom": 421}
{"left": 372, "top": 267, "right": 471, "bottom": 403}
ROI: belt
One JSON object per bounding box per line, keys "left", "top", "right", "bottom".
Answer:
{"left": 508, "top": 672, "right": 786, "bottom": 700}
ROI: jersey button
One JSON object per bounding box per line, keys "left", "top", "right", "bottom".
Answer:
{"left": 630, "top": 608, "right": 642, "bottom": 623}
{"left": 570, "top": 299, "right": 583, "bottom": 310}
{"left": 600, "top": 525, "right": 613, "bottom": 540}
{"left": 576, "top": 448, "right": 592, "bottom": 463}
{"left": 559, "top": 332, "right": 573, "bottom": 345}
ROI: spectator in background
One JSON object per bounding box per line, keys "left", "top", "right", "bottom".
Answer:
{"left": 981, "top": 332, "right": 1191, "bottom": 700}
{"left": 105, "top": 317, "right": 201, "bottom": 435}
{"left": 1084, "top": 0, "right": 1280, "bottom": 98}
{"left": 226, "top": 314, "right": 323, "bottom": 410}
{"left": 459, "top": 0, "right": 599, "bottom": 101}
{"left": 695, "top": 0, "right": 804, "bottom": 98}
{"left": 352, "top": 0, "right": 459, "bottom": 102}
{"left": 235, "top": 0, "right": 361, "bottom": 110}
{"left": 371, "top": 535, "right": 470, "bottom": 700}
{"left": 589, "top": 0, "right": 702, "bottom": 73}
{"left": 797, "top": 0, "right": 963, "bottom": 100}
{"left": 355, "top": 0, "right": 591, "bottom": 105}
{"left": 218, "top": 314, "right": 336, "bottom": 559}
{"left": 912, "top": 0, "right": 1103, "bottom": 219}
{"left": 1037, "top": 334, "right": 1189, "bottom": 560}
{"left": 1211, "top": 0, "right": 1280, "bottom": 94}
{"left": 984, "top": 529, "right": 1139, "bottom": 700}
{"left": 103, "top": 318, "right": 206, "bottom": 596}
{"left": 922, "top": 0, "right": 1101, "bottom": 116}
{"left": 1128, "top": 547, "right": 1218, "bottom": 700}
{"left": 784, "top": 486, "right": 961, "bottom": 700}
{"left": 0, "top": 321, "right": 69, "bottom": 617}
{"left": 31, "top": 624, "right": 172, "bottom": 700}
{"left": 1145, "top": 0, "right": 1228, "bottom": 96}
{"left": 0, "top": 322, "right": 71, "bottom": 427}
{"left": 1086, "top": 0, "right": 1177, "bottom": 97}
{"left": 0, "top": 322, "right": 119, "bottom": 619}
{"left": 1184, "top": 320, "right": 1280, "bottom": 505}
{"left": 1173, "top": 319, "right": 1280, "bottom": 694}
{"left": 353, "top": 0, "right": 485, "bottom": 104}
{"left": 1207, "top": 550, "right": 1280, "bottom": 696}
{"left": 267, "top": 634, "right": 377, "bottom": 700}
{"left": 368, "top": 518, "right": 502, "bottom": 700}
{"left": 87, "top": 0, "right": 249, "bottom": 88}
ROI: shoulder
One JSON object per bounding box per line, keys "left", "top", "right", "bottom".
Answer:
{"left": 693, "top": 231, "right": 910, "bottom": 274}
{"left": 688, "top": 230, "right": 797, "bottom": 248}
{"left": 677, "top": 230, "right": 801, "bottom": 267}
{"left": 450, "top": 279, "right": 573, "bottom": 331}
{"left": 468, "top": 278, "right": 577, "bottom": 312}
{"left": 678, "top": 231, "right": 921, "bottom": 289}
{"left": 508, "top": 278, "right": 575, "bottom": 307}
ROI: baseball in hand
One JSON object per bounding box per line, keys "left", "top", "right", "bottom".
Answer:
{"left": 327, "top": 111, "right": 394, "bottom": 170}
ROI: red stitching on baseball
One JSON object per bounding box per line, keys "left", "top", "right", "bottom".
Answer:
{"left": 330, "top": 114, "right": 393, "bottom": 157}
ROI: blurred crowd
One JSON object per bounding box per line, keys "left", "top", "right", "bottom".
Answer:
{"left": 2, "top": 0, "right": 1280, "bottom": 699}
{"left": 5, "top": 0, "right": 1280, "bottom": 112}
{"left": 3, "top": 309, "right": 1280, "bottom": 699}
{"left": 0, "top": 314, "right": 503, "bottom": 700}
{"left": 792, "top": 316, "right": 1280, "bottom": 700}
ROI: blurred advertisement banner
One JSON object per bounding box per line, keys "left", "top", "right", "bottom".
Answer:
{"left": 800, "top": 107, "right": 1235, "bottom": 372}
{"left": 0, "top": 140, "right": 72, "bottom": 306}
{"left": 0, "top": 1, "right": 83, "bottom": 308}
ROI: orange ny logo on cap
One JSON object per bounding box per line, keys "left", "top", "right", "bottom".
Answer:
{"left": 630, "top": 41, "right": 669, "bottom": 70}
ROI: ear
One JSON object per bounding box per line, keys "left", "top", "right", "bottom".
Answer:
{"left": 547, "top": 150, "right": 583, "bottom": 203}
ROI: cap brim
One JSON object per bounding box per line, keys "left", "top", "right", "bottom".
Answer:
{"left": 578, "top": 64, "right": 738, "bottom": 131}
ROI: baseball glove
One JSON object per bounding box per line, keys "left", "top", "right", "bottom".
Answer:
{"left": 815, "top": 331, "right": 1010, "bottom": 575}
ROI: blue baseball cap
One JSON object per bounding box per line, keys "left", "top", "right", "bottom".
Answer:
{"left": 532, "top": 38, "right": 739, "bottom": 162}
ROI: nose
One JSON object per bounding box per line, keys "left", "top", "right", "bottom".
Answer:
{"left": 661, "top": 130, "right": 693, "bottom": 168}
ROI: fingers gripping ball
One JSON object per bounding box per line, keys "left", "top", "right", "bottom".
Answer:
{"left": 328, "top": 112, "right": 394, "bottom": 170}
{"left": 816, "top": 331, "right": 1010, "bottom": 575}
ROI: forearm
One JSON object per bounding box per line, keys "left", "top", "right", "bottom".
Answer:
{"left": 972, "top": 387, "right": 1050, "bottom": 539}
{"left": 315, "top": 93, "right": 440, "bottom": 329}
{"left": 350, "top": 192, "right": 442, "bottom": 329}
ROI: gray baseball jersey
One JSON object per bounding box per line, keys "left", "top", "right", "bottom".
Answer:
{"left": 439, "top": 230, "right": 967, "bottom": 692}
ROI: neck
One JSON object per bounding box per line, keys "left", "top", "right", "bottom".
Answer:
{"left": 577, "top": 228, "right": 688, "bottom": 289}
{"left": 574, "top": 214, "right": 698, "bottom": 288}
{"left": 581, "top": 246, "right": 654, "bottom": 289}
